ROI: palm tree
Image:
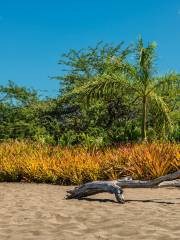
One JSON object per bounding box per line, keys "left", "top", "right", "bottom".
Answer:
{"left": 68, "top": 37, "right": 179, "bottom": 141}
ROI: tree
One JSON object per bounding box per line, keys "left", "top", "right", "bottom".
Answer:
{"left": 0, "top": 81, "right": 55, "bottom": 143}
{"left": 0, "top": 80, "right": 38, "bottom": 106}
{"left": 67, "top": 37, "right": 179, "bottom": 141}
{"left": 54, "top": 42, "right": 136, "bottom": 145}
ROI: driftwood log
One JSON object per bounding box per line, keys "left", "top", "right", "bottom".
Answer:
{"left": 66, "top": 170, "right": 180, "bottom": 203}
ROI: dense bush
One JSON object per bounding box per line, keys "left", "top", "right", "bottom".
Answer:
{"left": 0, "top": 141, "right": 179, "bottom": 184}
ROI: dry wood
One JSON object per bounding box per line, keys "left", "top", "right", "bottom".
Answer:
{"left": 159, "top": 179, "right": 180, "bottom": 187}
{"left": 66, "top": 170, "right": 180, "bottom": 203}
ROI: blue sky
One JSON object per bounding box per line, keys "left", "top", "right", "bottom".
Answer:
{"left": 0, "top": 0, "right": 180, "bottom": 97}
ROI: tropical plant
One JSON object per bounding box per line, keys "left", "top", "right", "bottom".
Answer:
{"left": 68, "top": 37, "right": 180, "bottom": 141}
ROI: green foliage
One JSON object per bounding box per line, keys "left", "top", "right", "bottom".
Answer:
{"left": 0, "top": 39, "right": 179, "bottom": 146}
{"left": 64, "top": 38, "right": 180, "bottom": 141}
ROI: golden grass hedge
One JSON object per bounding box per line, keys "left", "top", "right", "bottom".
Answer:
{"left": 0, "top": 140, "right": 179, "bottom": 184}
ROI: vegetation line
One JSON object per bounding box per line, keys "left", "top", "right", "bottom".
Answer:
{"left": 0, "top": 37, "right": 179, "bottom": 145}
{"left": 0, "top": 141, "right": 179, "bottom": 185}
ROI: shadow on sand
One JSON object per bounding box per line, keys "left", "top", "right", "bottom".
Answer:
{"left": 77, "top": 197, "right": 180, "bottom": 205}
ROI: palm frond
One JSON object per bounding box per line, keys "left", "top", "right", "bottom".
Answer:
{"left": 78, "top": 74, "right": 130, "bottom": 102}
{"left": 147, "top": 73, "right": 180, "bottom": 96}
{"left": 61, "top": 73, "right": 136, "bottom": 105}
{"left": 135, "top": 37, "right": 157, "bottom": 82}
{"left": 149, "top": 92, "right": 173, "bottom": 130}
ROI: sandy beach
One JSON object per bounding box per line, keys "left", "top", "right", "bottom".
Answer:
{"left": 0, "top": 183, "right": 179, "bottom": 240}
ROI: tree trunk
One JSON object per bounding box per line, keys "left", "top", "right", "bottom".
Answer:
{"left": 142, "top": 96, "right": 147, "bottom": 141}
{"left": 66, "top": 171, "right": 180, "bottom": 203}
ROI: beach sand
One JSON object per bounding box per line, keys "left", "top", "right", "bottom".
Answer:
{"left": 0, "top": 183, "right": 179, "bottom": 240}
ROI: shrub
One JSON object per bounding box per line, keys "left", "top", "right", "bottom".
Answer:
{"left": 0, "top": 140, "right": 179, "bottom": 184}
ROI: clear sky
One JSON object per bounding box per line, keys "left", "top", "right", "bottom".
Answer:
{"left": 0, "top": 0, "right": 180, "bottom": 97}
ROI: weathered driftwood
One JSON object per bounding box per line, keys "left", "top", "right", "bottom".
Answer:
{"left": 66, "top": 170, "right": 180, "bottom": 203}
{"left": 159, "top": 179, "right": 180, "bottom": 187}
